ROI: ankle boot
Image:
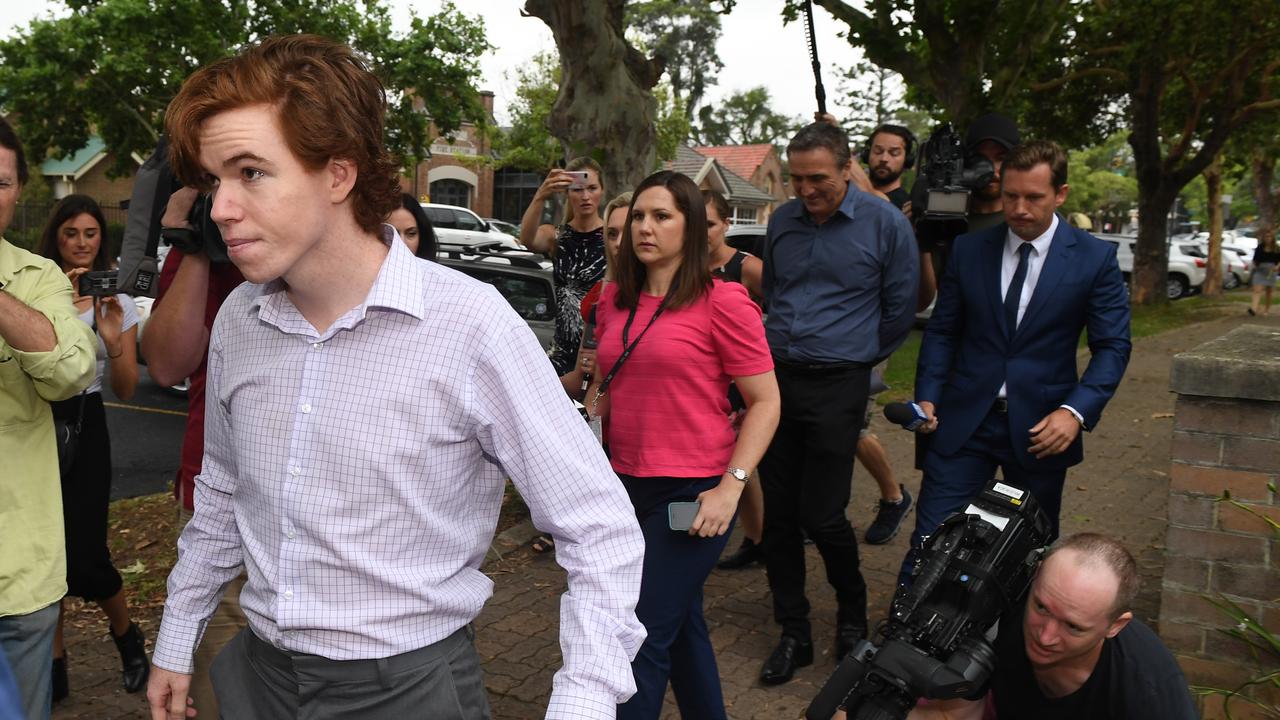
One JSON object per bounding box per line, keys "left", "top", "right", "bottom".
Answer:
{"left": 51, "top": 655, "right": 69, "bottom": 704}
{"left": 111, "top": 622, "right": 151, "bottom": 693}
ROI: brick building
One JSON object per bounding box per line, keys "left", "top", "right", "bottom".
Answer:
{"left": 40, "top": 136, "right": 141, "bottom": 206}
{"left": 402, "top": 91, "right": 497, "bottom": 218}
{"left": 667, "top": 145, "right": 779, "bottom": 225}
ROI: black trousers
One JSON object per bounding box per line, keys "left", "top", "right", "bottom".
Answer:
{"left": 50, "top": 392, "right": 123, "bottom": 602}
{"left": 759, "top": 362, "right": 870, "bottom": 640}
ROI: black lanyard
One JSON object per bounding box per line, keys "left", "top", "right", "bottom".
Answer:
{"left": 593, "top": 297, "right": 668, "bottom": 408}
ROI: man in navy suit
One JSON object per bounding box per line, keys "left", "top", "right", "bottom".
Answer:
{"left": 904, "top": 140, "right": 1131, "bottom": 582}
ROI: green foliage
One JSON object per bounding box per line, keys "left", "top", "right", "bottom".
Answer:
{"left": 653, "top": 83, "right": 690, "bottom": 165}
{"left": 493, "top": 51, "right": 562, "bottom": 172}
{"left": 1060, "top": 134, "right": 1139, "bottom": 228}
{"left": 626, "top": 0, "right": 728, "bottom": 124}
{"left": 0, "top": 0, "right": 490, "bottom": 175}
{"left": 696, "top": 86, "right": 800, "bottom": 147}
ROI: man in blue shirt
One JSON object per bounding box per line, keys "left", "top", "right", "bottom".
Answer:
{"left": 758, "top": 122, "right": 918, "bottom": 685}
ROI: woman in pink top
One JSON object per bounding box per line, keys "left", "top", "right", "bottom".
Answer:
{"left": 588, "top": 171, "right": 780, "bottom": 719}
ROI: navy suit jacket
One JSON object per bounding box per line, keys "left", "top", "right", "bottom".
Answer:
{"left": 915, "top": 217, "right": 1132, "bottom": 471}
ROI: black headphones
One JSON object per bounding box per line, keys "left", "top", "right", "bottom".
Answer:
{"left": 860, "top": 124, "right": 918, "bottom": 169}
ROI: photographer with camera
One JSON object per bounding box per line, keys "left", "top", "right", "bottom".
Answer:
{"left": 140, "top": 184, "right": 247, "bottom": 718}
{"left": 904, "top": 140, "right": 1131, "bottom": 586}
{"left": 833, "top": 534, "right": 1196, "bottom": 720}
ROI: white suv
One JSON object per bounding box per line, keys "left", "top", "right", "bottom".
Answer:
{"left": 1097, "top": 234, "right": 1207, "bottom": 299}
{"left": 421, "top": 203, "right": 522, "bottom": 249}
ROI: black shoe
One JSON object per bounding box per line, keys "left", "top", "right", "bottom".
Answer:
{"left": 1248, "top": 307, "right": 1257, "bottom": 316}
{"left": 51, "top": 656, "right": 68, "bottom": 704}
{"left": 111, "top": 622, "right": 151, "bottom": 693}
{"left": 865, "top": 485, "right": 913, "bottom": 545}
{"left": 759, "top": 635, "right": 813, "bottom": 685}
{"left": 835, "top": 623, "right": 868, "bottom": 662}
{"left": 717, "top": 538, "right": 763, "bottom": 569}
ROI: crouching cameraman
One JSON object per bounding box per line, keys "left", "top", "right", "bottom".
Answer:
{"left": 834, "top": 533, "right": 1197, "bottom": 720}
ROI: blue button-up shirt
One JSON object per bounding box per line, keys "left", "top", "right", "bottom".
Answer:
{"left": 763, "top": 185, "right": 919, "bottom": 364}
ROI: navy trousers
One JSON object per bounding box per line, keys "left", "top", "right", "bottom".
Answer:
{"left": 617, "top": 475, "right": 731, "bottom": 720}
{"left": 900, "top": 405, "right": 1066, "bottom": 585}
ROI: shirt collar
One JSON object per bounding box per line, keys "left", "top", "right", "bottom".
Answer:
{"left": 791, "top": 181, "right": 857, "bottom": 224}
{"left": 1006, "top": 213, "right": 1059, "bottom": 256}
{"left": 0, "top": 238, "right": 49, "bottom": 284}
{"left": 248, "top": 225, "right": 428, "bottom": 335}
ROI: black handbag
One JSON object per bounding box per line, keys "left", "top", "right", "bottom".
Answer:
{"left": 54, "top": 393, "right": 85, "bottom": 477}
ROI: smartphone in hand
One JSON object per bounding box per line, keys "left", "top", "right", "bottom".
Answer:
{"left": 565, "top": 170, "right": 590, "bottom": 189}
{"left": 668, "top": 501, "right": 700, "bottom": 532}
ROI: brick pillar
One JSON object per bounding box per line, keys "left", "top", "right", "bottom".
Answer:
{"left": 1163, "top": 325, "right": 1280, "bottom": 720}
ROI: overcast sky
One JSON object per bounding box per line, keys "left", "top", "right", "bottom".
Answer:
{"left": 0, "top": 0, "right": 867, "bottom": 127}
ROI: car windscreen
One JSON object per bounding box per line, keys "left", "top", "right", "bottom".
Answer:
{"left": 455, "top": 267, "right": 554, "bottom": 322}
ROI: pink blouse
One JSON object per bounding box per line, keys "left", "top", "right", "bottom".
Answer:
{"left": 595, "top": 280, "right": 773, "bottom": 477}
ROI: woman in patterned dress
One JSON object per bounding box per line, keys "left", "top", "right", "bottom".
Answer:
{"left": 519, "top": 157, "right": 607, "bottom": 375}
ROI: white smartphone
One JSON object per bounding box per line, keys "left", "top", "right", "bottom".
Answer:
{"left": 565, "top": 170, "right": 590, "bottom": 189}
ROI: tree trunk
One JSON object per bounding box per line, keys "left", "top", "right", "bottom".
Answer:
{"left": 523, "top": 0, "right": 663, "bottom": 200}
{"left": 1132, "top": 192, "right": 1174, "bottom": 304}
{"left": 1253, "top": 150, "right": 1278, "bottom": 253}
{"left": 1202, "top": 152, "right": 1224, "bottom": 297}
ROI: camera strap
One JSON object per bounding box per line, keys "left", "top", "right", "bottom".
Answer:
{"left": 590, "top": 297, "right": 668, "bottom": 415}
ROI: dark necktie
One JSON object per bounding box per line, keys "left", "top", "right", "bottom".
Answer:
{"left": 1004, "top": 242, "right": 1033, "bottom": 333}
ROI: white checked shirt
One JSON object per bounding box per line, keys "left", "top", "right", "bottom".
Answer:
{"left": 153, "top": 235, "right": 646, "bottom": 718}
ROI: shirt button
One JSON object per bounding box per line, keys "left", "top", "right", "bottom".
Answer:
{"left": 286, "top": 529, "right": 296, "bottom": 539}
{"left": 301, "top": 403, "right": 312, "bottom": 414}
{"left": 312, "top": 342, "right": 322, "bottom": 350}
{"left": 290, "top": 466, "right": 301, "bottom": 476}
{"left": 283, "top": 589, "right": 294, "bottom": 600}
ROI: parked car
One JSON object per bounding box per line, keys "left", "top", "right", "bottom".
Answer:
{"left": 1097, "top": 233, "right": 1207, "bottom": 299}
{"left": 422, "top": 203, "right": 521, "bottom": 249}
{"left": 725, "top": 223, "right": 767, "bottom": 259}
{"left": 484, "top": 218, "right": 521, "bottom": 239}
{"left": 436, "top": 242, "right": 555, "bottom": 351}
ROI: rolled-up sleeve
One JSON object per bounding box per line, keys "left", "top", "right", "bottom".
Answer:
{"left": 8, "top": 263, "right": 95, "bottom": 401}
{"left": 472, "top": 315, "right": 646, "bottom": 719}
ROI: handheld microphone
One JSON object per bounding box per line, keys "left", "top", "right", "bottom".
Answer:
{"left": 884, "top": 401, "right": 929, "bottom": 431}
{"left": 579, "top": 320, "right": 598, "bottom": 393}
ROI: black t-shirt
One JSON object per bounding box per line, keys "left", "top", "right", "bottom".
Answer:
{"left": 991, "top": 614, "right": 1198, "bottom": 720}
{"left": 885, "top": 186, "right": 910, "bottom": 210}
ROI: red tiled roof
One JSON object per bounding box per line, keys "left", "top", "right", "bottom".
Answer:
{"left": 693, "top": 144, "right": 774, "bottom": 181}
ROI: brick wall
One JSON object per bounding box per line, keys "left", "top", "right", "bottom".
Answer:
{"left": 1162, "top": 325, "right": 1280, "bottom": 720}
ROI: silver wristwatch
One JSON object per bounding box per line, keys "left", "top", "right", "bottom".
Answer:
{"left": 725, "top": 466, "right": 750, "bottom": 483}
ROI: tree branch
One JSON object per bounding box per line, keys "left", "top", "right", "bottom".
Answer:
{"left": 1029, "top": 67, "right": 1127, "bottom": 92}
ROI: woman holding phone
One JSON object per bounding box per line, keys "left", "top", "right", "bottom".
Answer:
{"left": 588, "top": 171, "right": 779, "bottom": 719}
{"left": 36, "top": 194, "right": 149, "bottom": 701}
{"left": 519, "top": 156, "right": 607, "bottom": 375}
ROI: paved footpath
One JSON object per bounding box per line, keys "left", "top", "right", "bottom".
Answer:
{"left": 53, "top": 311, "right": 1278, "bottom": 719}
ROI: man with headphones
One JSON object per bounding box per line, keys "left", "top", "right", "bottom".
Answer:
{"left": 862, "top": 125, "right": 917, "bottom": 211}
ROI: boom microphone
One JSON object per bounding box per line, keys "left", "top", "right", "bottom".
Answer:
{"left": 884, "top": 402, "right": 928, "bottom": 431}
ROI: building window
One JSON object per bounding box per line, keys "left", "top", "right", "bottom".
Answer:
{"left": 492, "top": 168, "right": 545, "bottom": 224}
{"left": 731, "top": 205, "right": 758, "bottom": 225}
{"left": 430, "top": 178, "right": 471, "bottom": 208}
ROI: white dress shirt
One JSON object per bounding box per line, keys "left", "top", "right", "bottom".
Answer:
{"left": 153, "top": 234, "right": 646, "bottom": 718}
{"left": 996, "top": 215, "right": 1085, "bottom": 426}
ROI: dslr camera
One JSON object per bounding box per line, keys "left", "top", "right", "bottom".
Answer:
{"left": 911, "top": 123, "right": 995, "bottom": 255}
{"left": 76, "top": 136, "right": 227, "bottom": 298}
{"left": 806, "top": 480, "right": 1052, "bottom": 720}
